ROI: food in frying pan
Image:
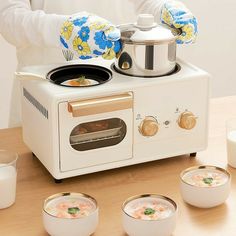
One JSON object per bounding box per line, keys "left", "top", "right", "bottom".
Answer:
{"left": 61, "top": 75, "right": 99, "bottom": 87}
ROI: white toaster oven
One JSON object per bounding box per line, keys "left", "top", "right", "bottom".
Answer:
{"left": 18, "top": 59, "right": 210, "bottom": 181}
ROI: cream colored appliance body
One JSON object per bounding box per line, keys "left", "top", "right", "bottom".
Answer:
{"left": 18, "top": 59, "right": 210, "bottom": 180}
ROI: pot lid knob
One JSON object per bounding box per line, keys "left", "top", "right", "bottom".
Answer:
{"left": 136, "top": 14, "right": 157, "bottom": 29}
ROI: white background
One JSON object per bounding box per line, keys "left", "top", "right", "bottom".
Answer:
{"left": 0, "top": 36, "right": 17, "bottom": 129}
{"left": 0, "top": 0, "right": 235, "bottom": 128}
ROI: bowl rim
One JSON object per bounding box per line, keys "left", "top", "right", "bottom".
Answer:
{"left": 43, "top": 192, "right": 98, "bottom": 219}
{"left": 122, "top": 194, "right": 177, "bottom": 221}
{"left": 0, "top": 149, "right": 18, "bottom": 167}
{"left": 180, "top": 165, "right": 231, "bottom": 188}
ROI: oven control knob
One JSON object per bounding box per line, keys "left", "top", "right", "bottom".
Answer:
{"left": 139, "top": 117, "right": 159, "bottom": 137}
{"left": 178, "top": 111, "right": 197, "bottom": 130}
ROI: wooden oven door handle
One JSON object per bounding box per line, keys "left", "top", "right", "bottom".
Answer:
{"left": 68, "top": 92, "right": 133, "bottom": 117}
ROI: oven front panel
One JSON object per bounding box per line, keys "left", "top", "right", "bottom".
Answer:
{"left": 58, "top": 101, "right": 133, "bottom": 172}
{"left": 133, "top": 74, "right": 209, "bottom": 159}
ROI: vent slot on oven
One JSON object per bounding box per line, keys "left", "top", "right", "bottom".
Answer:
{"left": 23, "top": 88, "right": 48, "bottom": 119}
{"left": 70, "top": 118, "right": 127, "bottom": 151}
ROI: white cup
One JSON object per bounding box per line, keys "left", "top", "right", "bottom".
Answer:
{"left": 226, "top": 119, "right": 236, "bottom": 168}
{"left": 0, "top": 150, "right": 18, "bottom": 209}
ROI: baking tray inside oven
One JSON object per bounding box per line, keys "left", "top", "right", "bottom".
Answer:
{"left": 70, "top": 126, "right": 122, "bottom": 144}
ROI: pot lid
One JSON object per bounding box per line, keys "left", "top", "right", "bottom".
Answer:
{"left": 120, "top": 14, "right": 176, "bottom": 44}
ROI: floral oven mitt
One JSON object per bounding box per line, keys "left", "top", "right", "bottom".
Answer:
{"left": 161, "top": 1, "right": 198, "bottom": 44}
{"left": 60, "top": 13, "right": 121, "bottom": 60}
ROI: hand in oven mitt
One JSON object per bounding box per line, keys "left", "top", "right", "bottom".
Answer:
{"left": 60, "top": 12, "right": 121, "bottom": 60}
{"left": 161, "top": 1, "right": 198, "bottom": 44}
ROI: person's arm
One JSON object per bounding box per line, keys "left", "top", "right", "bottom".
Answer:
{"left": 0, "top": 0, "right": 66, "bottom": 48}
{"left": 30, "top": 0, "right": 44, "bottom": 11}
{"left": 0, "top": 0, "right": 121, "bottom": 60}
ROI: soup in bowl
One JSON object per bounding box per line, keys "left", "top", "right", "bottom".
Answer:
{"left": 43, "top": 192, "right": 98, "bottom": 236}
{"left": 180, "top": 166, "right": 231, "bottom": 208}
{"left": 122, "top": 194, "right": 177, "bottom": 236}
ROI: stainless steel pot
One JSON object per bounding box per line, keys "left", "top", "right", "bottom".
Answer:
{"left": 115, "top": 14, "right": 178, "bottom": 77}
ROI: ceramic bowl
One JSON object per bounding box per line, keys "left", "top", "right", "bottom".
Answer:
{"left": 43, "top": 192, "right": 98, "bottom": 236}
{"left": 122, "top": 194, "right": 177, "bottom": 236}
{"left": 180, "top": 165, "right": 231, "bottom": 208}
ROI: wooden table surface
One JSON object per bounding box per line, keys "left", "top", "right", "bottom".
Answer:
{"left": 1, "top": 96, "right": 236, "bottom": 236}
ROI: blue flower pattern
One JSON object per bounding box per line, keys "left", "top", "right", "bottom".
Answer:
{"left": 73, "top": 16, "right": 88, "bottom": 27}
{"left": 161, "top": 1, "right": 198, "bottom": 44}
{"left": 93, "top": 50, "right": 103, "bottom": 56}
{"left": 60, "top": 13, "right": 121, "bottom": 60}
{"left": 80, "top": 55, "right": 93, "bottom": 59}
{"left": 78, "top": 26, "right": 90, "bottom": 42}
{"left": 94, "top": 31, "right": 113, "bottom": 50}
{"left": 60, "top": 36, "right": 68, "bottom": 49}
{"left": 113, "top": 40, "right": 122, "bottom": 53}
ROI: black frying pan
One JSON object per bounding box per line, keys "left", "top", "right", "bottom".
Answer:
{"left": 16, "top": 64, "right": 112, "bottom": 88}
{"left": 47, "top": 64, "right": 112, "bottom": 87}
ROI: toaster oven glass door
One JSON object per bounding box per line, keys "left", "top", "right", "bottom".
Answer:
{"left": 70, "top": 118, "right": 127, "bottom": 151}
{"left": 58, "top": 93, "right": 133, "bottom": 172}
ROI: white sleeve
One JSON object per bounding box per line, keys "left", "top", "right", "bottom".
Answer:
{"left": 0, "top": 0, "right": 67, "bottom": 48}
{"left": 129, "top": 0, "right": 167, "bottom": 22}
